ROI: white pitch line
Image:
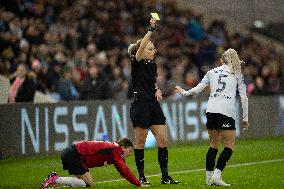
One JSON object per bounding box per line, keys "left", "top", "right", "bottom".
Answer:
{"left": 97, "top": 158, "right": 284, "bottom": 184}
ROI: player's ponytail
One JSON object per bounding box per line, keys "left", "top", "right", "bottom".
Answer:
{"left": 128, "top": 39, "right": 142, "bottom": 55}
{"left": 221, "top": 48, "right": 242, "bottom": 75}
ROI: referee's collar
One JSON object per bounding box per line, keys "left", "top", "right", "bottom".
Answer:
{"left": 141, "top": 59, "right": 154, "bottom": 64}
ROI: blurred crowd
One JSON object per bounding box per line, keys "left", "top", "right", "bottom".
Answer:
{"left": 0, "top": 0, "right": 283, "bottom": 103}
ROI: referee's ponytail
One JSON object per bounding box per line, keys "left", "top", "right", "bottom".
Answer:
{"left": 128, "top": 39, "right": 142, "bottom": 55}
{"left": 221, "top": 48, "right": 242, "bottom": 75}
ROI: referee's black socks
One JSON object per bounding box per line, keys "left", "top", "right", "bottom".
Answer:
{"left": 206, "top": 147, "right": 218, "bottom": 171}
{"left": 158, "top": 147, "right": 168, "bottom": 179}
{"left": 134, "top": 149, "right": 145, "bottom": 178}
{"left": 216, "top": 147, "right": 233, "bottom": 171}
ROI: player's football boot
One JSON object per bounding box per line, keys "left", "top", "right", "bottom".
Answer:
{"left": 206, "top": 177, "right": 213, "bottom": 186}
{"left": 161, "top": 176, "right": 180, "bottom": 184}
{"left": 139, "top": 176, "right": 150, "bottom": 185}
{"left": 40, "top": 172, "right": 59, "bottom": 189}
{"left": 206, "top": 171, "right": 213, "bottom": 185}
{"left": 212, "top": 175, "right": 230, "bottom": 187}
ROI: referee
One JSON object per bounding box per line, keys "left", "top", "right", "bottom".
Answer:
{"left": 128, "top": 18, "right": 179, "bottom": 185}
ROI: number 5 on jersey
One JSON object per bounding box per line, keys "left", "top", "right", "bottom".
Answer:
{"left": 216, "top": 74, "right": 228, "bottom": 92}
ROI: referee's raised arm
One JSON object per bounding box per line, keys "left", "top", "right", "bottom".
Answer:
{"left": 135, "top": 18, "right": 157, "bottom": 61}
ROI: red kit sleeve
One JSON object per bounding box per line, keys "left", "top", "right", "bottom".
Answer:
{"left": 113, "top": 148, "right": 141, "bottom": 186}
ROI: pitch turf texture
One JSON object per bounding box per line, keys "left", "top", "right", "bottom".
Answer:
{"left": 0, "top": 137, "right": 283, "bottom": 189}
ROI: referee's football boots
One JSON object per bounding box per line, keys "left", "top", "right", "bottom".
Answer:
{"left": 161, "top": 176, "right": 180, "bottom": 184}
{"left": 139, "top": 176, "right": 150, "bottom": 185}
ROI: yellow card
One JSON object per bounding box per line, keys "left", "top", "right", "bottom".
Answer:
{"left": 151, "top": 12, "right": 160, "bottom": 20}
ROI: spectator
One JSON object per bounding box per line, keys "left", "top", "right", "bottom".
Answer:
{"left": 57, "top": 66, "right": 79, "bottom": 101}
{"left": 110, "top": 67, "right": 127, "bottom": 99}
{"left": 115, "top": 80, "right": 129, "bottom": 99}
{"left": 251, "top": 76, "right": 269, "bottom": 95}
{"left": 8, "top": 63, "right": 36, "bottom": 103}
{"left": 80, "top": 66, "right": 112, "bottom": 100}
{"left": 187, "top": 13, "right": 205, "bottom": 41}
{"left": 207, "top": 20, "right": 228, "bottom": 47}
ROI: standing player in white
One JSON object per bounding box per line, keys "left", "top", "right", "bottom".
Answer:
{"left": 175, "top": 48, "right": 249, "bottom": 186}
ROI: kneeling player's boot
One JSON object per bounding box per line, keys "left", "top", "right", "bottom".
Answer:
{"left": 161, "top": 176, "right": 180, "bottom": 184}
{"left": 212, "top": 174, "right": 230, "bottom": 187}
{"left": 139, "top": 176, "right": 150, "bottom": 185}
{"left": 40, "top": 172, "right": 59, "bottom": 189}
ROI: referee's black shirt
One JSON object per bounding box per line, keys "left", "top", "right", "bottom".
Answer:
{"left": 130, "top": 55, "right": 157, "bottom": 101}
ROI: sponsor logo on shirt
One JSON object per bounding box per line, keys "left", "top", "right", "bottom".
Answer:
{"left": 210, "top": 93, "right": 232, "bottom": 99}
{"left": 222, "top": 123, "right": 231, "bottom": 128}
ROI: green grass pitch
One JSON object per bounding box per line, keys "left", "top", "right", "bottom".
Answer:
{"left": 0, "top": 136, "right": 283, "bottom": 189}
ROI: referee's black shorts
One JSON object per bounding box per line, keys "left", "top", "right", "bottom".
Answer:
{"left": 130, "top": 100, "right": 166, "bottom": 129}
{"left": 206, "top": 112, "right": 236, "bottom": 130}
{"left": 61, "top": 144, "right": 89, "bottom": 175}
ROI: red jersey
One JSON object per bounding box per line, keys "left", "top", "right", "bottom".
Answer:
{"left": 75, "top": 141, "right": 141, "bottom": 186}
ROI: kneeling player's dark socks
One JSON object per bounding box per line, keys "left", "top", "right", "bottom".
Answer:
{"left": 134, "top": 149, "right": 145, "bottom": 178}
{"left": 216, "top": 147, "right": 233, "bottom": 171}
{"left": 158, "top": 147, "right": 168, "bottom": 179}
{"left": 206, "top": 147, "right": 218, "bottom": 171}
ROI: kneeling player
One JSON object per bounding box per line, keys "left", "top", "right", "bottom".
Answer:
{"left": 40, "top": 138, "right": 141, "bottom": 188}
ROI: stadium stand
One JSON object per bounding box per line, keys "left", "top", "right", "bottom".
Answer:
{"left": 0, "top": 0, "right": 283, "bottom": 103}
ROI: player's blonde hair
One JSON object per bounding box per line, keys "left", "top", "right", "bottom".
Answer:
{"left": 128, "top": 39, "right": 142, "bottom": 55}
{"left": 221, "top": 48, "right": 242, "bottom": 75}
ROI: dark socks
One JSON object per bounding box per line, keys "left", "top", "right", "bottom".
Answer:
{"left": 206, "top": 147, "right": 218, "bottom": 171}
{"left": 158, "top": 147, "right": 168, "bottom": 179}
{"left": 216, "top": 147, "right": 233, "bottom": 171}
{"left": 134, "top": 149, "right": 144, "bottom": 178}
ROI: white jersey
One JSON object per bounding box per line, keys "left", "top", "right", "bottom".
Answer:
{"left": 183, "top": 65, "right": 248, "bottom": 121}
